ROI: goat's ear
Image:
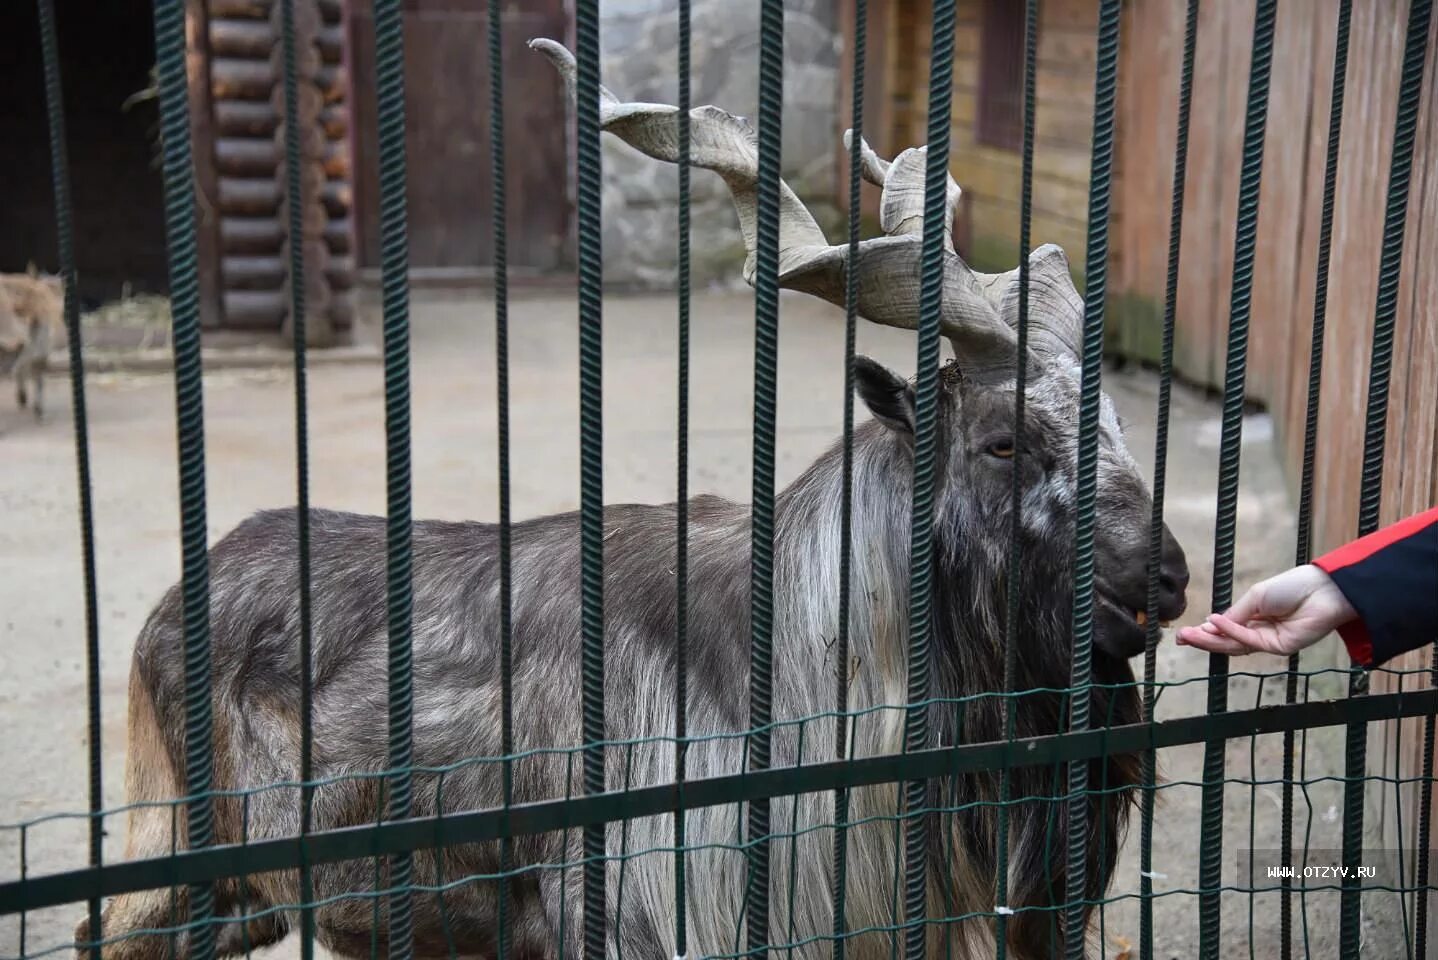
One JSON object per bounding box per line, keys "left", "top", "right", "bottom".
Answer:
{"left": 853, "top": 356, "right": 915, "bottom": 434}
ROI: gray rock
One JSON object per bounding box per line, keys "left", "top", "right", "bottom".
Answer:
{"left": 597, "top": 0, "right": 842, "bottom": 287}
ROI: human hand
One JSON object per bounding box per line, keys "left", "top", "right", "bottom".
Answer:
{"left": 1174, "top": 564, "right": 1358, "bottom": 657}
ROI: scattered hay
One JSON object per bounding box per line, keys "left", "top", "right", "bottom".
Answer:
{"left": 84, "top": 290, "right": 171, "bottom": 329}
{"left": 82, "top": 287, "right": 172, "bottom": 352}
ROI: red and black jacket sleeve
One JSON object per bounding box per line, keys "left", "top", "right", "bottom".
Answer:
{"left": 1312, "top": 505, "right": 1438, "bottom": 669}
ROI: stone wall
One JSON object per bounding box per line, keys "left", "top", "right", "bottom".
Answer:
{"left": 598, "top": 0, "right": 842, "bottom": 287}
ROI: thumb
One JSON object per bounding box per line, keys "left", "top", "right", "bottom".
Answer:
{"left": 1222, "top": 579, "right": 1269, "bottom": 626}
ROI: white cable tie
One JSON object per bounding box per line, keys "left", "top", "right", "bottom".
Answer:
{"left": 994, "top": 905, "right": 1015, "bottom": 916}
{"left": 1140, "top": 870, "right": 1167, "bottom": 880}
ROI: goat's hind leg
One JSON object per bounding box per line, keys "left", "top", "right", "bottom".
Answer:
{"left": 213, "top": 885, "right": 290, "bottom": 957}
{"left": 31, "top": 362, "right": 44, "bottom": 420}
{"left": 72, "top": 810, "right": 191, "bottom": 960}
{"left": 74, "top": 666, "right": 205, "bottom": 959}
{"left": 75, "top": 883, "right": 287, "bottom": 960}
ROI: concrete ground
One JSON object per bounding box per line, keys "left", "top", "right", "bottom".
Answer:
{"left": 0, "top": 289, "right": 1395, "bottom": 958}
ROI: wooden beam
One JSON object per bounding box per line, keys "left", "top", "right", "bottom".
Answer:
{"left": 189, "top": 0, "right": 223, "bottom": 329}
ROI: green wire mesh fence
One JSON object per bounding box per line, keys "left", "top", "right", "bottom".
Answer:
{"left": 2, "top": 0, "right": 1436, "bottom": 959}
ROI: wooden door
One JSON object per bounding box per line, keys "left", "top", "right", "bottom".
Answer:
{"left": 349, "top": 0, "right": 572, "bottom": 275}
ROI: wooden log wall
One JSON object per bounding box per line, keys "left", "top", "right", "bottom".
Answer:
{"left": 207, "top": 0, "right": 356, "bottom": 342}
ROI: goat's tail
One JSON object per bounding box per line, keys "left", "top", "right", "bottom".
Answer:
{"left": 123, "top": 655, "right": 186, "bottom": 853}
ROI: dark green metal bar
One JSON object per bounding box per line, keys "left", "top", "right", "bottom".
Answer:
{"left": 9, "top": 689, "right": 1438, "bottom": 920}
{"left": 373, "top": 0, "right": 416, "bottom": 954}
{"left": 35, "top": 0, "right": 104, "bottom": 950}
{"left": 1285, "top": 3, "right": 1351, "bottom": 957}
{"left": 904, "top": 0, "right": 955, "bottom": 955}
{"left": 1067, "top": 1, "right": 1121, "bottom": 955}
{"left": 1140, "top": 3, "right": 1197, "bottom": 958}
{"left": 1198, "top": 3, "right": 1275, "bottom": 957}
{"left": 674, "top": 0, "right": 692, "bottom": 954}
{"left": 1417, "top": 663, "right": 1436, "bottom": 957}
{"left": 574, "top": 0, "right": 607, "bottom": 957}
{"left": 277, "top": 1, "right": 317, "bottom": 957}
{"left": 17, "top": 827, "right": 26, "bottom": 957}
{"left": 149, "top": 0, "right": 216, "bottom": 955}
{"left": 489, "top": 0, "right": 514, "bottom": 957}
{"left": 1341, "top": 2, "right": 1432, "bottom": 954}
{"left": 995, "top": 3, "right": 1038, "bottom": 958}
{"left": 1386, "top": 683, "right": 1415, "bottom": 957}
{"left": 432, "top": 773, "right": 460, "bottom": 960}
{"left": 747, "top": 1, "right": 783, "bottom": 956}
{"left": 832, "top": 0, "right": 865, "bottom": 954}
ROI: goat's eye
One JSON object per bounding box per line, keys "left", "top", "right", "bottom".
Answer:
{"left": 985, "top": 439, "right": 1016, "bottom": 460}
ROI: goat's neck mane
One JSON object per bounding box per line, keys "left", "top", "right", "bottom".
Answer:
{"left": 761, "top": 421, "right": 968, "bottom": 725}
{"left": 754, "top": 419, "right": 1136, "bottom": 738}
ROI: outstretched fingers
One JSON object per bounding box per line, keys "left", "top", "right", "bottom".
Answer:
{"left": 1175, "top": 613, "right": 1270, "bottom": 656}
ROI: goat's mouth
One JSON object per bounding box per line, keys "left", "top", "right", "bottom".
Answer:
{"left": 1093, "top": 590, "right": 1177, "bottom": 659}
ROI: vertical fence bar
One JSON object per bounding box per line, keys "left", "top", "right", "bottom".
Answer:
{"left": 1285, "top": 3, "right": 1351, "bottom": 958}
{"left": 35, "top": 0, "right": 105, "bottom": 950}
{"left": 1065, "top": 1, "right": 1121, "bottom": 955}
{"left": 1417, "top": 658, "right": 1436, "bottom": 957}
{"left": 1341, "top": 3, "right": 1433, "bottom": 955}
{"left": 746, "top": 1, "right": 783, "bottom": 956}
{"left": 574, "top": 1, "right": 607, "bottom": 958}
{"left": 1139, "top": 2, "right": 1198, "bottom": 958}
{"left": 832, "top": 0, "right": 865, "bottom": 954}
{"left": 674, "top": 0, "right": 692, "bottom": 954}
{"left": 490, "top": 0, "right": 514, "bottom": 956}
{"left": 1196, "top": 3, "right": 1276, "bottom": 957}
{"left": 903, "top": 0, "right": 955, "bottom": 951}
{"left": 372, "top": 0, "right": 416, "bottom": 954}
{"left": 149, "top": 0, "right": 217, "bottom": 956}
{"left": 995, "top": 2, "right": 1038, "bottom": 957}
{"left": 18, "top": 827, "right": 27, "bottom": 957}
{"left": 277, "top": 0, "right": 317, "bottom": 956}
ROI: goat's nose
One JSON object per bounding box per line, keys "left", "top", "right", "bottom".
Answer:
{"left": 1158, "top": 565, "right": 1189, "bottom": 615}
{"left": 1157, "top": 525, "right": 1190, "bottom": 619}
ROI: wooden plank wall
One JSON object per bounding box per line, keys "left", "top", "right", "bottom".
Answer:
{"left": 843, "top": 0, "right": 1438, "bottom": 886}
{"left": 951, "top": 0, "right": 1099, "bottom": 274}
{"left": 1119, "top": 0, "right": 1438, "bottom": 872}
{"left": 836, "top": 0, "right": 1101, "bottom": 276}
{"left": 347, "top": 0, "right": 571, "bottom": 278}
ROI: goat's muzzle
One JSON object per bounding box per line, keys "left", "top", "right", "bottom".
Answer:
{"left": 1094, "top": 526, "right": 1190, "bottom": 659}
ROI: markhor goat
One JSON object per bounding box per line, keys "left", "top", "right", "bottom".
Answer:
{"left": 0, "top": 265, "right": 65, "bottom": 420}
{"left": 79, "top": 39, "right": 1189, "bottom": 960}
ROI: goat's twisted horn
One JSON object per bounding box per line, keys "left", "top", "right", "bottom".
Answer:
{"left": 844, "top": 130, "right": 962, "bottom": 253}
{"left": 530, "top": 37, "right": 1093, "bottom": 378}
{"left": 844, "top": 129, "right": 1083, "bottom": 362}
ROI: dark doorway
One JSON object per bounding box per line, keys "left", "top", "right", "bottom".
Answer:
{"left": 348, "top": 0, "right": 573, "bottom": 277}
{"left": 2, "top": 0, "right": 168, "bottom": 307}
